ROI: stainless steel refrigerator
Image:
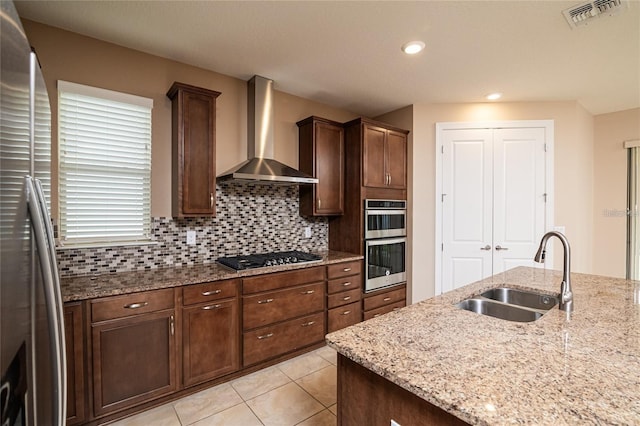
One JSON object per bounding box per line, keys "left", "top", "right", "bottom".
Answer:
{"left": 1, "top": 1, "right": 67, "bottom": 425}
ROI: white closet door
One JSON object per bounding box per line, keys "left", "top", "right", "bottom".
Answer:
{"left": 441, "top": 129, "right": 493, "bottom": 293}
{"left": 441, "top": 126, "right": 548, "bottom": 293}
{"left": 492, "top": 128, "right": 547, "bottom": 273}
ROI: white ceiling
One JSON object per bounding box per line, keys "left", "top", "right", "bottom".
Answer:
{"left": 14, "top": 0, "right": 640, "bottom": 117}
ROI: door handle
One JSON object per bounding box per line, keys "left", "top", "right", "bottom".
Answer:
{"left": 480, "top": 245, "right": 491, "bottom": 251}
{"left": 495, "top": 245, "right": 509, "bottom": 251}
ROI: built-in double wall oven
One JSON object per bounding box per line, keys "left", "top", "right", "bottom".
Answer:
{"left": 364, "top": 199, "right": 407, "bottom": 292}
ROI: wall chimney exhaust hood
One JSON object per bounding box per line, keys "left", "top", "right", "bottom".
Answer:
{"left": 217, "top": 76, "right": 318, "bottom": 185}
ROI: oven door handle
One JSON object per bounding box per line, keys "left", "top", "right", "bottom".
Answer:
{"left": 365, "top": 209, "right": 407, "bottom": 216}
{"left": 365, "top": 237, "right": 407, "bottom": 246}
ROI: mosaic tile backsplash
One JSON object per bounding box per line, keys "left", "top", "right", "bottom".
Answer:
{"left": 56, "top": 184, "right": 328, "bottom": 277}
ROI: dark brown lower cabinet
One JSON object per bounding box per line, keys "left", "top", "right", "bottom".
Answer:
{"left": 337, "top": 355, "right": 468, "bottom": 426}
{"left": 182, "top": 298, "right": 240, "bottom": 387}
{"left": 64, "top": 302, "right": 85, "bottom": 425}
{"left": 91, "top": 309, "right": 177, "bottom": 417}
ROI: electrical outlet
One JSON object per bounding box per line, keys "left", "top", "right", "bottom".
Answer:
{"left": 186, "top": 230, "right": 196, "bottom": 245}
{"left": 390, "top": 420, "right": 401, "bottom": 426}
{"left": 304, "top": 227, "right": 312, "bottom": 238}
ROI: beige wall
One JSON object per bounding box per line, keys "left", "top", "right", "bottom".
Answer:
{"left": 22, "top": 20, "right": 358, "bottom": 218}
{"left": 593, "top": 108, "right": 640, "bottom": 278}
{"left": 380, "top": 102, "right": 595, "bottom": 302}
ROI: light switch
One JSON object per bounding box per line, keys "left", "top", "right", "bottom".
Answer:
{"left": 304, "top": 227, "right": 312, "bottom": 238}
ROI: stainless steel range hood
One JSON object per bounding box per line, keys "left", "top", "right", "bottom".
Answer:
{"left": 217, "top": 75, "right": 318, "bottom": 185}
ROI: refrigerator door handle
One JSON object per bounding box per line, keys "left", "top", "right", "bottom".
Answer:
{"left": 26, "top": 176, "right": 67, "bottom": 426}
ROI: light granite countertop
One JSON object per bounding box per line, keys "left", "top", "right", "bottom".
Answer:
{"left": 326, "top": 266, "right": 640, "bottom": 425}
{"left": 61, "top": 250, "right": 362, "bottom": 302}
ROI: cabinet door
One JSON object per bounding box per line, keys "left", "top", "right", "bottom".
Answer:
{"left": 386, "top": 130, "right": 407, "bottom": 190}
{"left": 363, "top": 125, "right": 387, "bottom": 188}
{"left": 64, "top": 303, "right": 85, "bottom": 425}
{"left": 314, "top": 121, "right": 344, "bottom": 215}
{"left": 183, "top": 299, "right": 239, "bottom": 387}
{"left": 92, "top": 310, "right": 176, "bottom": 416}
{"left": 181, "top": 90, "right": 216, "bottom": 216}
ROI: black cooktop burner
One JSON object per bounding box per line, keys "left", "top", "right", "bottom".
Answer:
{"left": 216, "top": 250, "right": 322, "bottom": 271}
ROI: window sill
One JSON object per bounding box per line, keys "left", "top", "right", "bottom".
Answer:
{"left": 56, "top": 240, "right": 158, "bottom": 250}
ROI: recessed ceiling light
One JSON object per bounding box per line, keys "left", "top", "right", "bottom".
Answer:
{"left": 486, "top": 93, "right": 502, "bottom": 101}
{"left": 401, "top": 41, "right": 425, "bottom": 55}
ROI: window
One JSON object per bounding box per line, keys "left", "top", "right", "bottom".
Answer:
{"left": 58, "top": 81, "right": 152, "bottom": 246}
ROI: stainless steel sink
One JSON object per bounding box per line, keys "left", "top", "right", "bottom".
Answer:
{"left": 456, "top": 287, "right": 558, "bottom": 322}
{"left": 480, "top": 287, "right": 557, "bottom": 311}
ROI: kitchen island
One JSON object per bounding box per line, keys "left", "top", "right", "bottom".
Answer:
{"left": 326, "top": 267, "right": 640, "bottom": 425}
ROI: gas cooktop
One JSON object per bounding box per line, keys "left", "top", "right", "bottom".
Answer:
{"left": 216, "top": 250, "right": 323, "bottom": 271}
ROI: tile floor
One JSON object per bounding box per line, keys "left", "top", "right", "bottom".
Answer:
{"left": 109, "top": 346, "right": 338, "bottom": 426}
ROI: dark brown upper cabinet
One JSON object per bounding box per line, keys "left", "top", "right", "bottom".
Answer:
{"left": 167, "top": 82, "right": 221, "bottom": 218}
{"left": 297, "top": 116, "right": 345, "bottom": 216}
{"left": 362, "top": 122, "right": 407, "bottom": 191}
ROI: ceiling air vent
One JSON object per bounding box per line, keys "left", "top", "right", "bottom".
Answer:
{"left": 563, "top": 0, "right": 628, "bottom": 28}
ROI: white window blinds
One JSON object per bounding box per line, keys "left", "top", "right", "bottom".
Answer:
{"left": 58, "top": 81, "right": 152, "bottom": 246}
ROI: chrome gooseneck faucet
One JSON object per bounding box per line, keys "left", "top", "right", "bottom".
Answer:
{"left": 534, "top": 231, "right": 573, "bottom": 313}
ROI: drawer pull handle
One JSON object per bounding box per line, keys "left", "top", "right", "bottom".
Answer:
{"left": 383, "top": 297, "right": 391, "bottom": 302}
{"left": 342, "top": 310, "right": 351, "bottom": 315}
{"left": 343, "top": 268, "right": 352, "bottom": 272}
{"left": 124, "top": 302, "right": 148, "bottom": 309}
{"left": 202, "top": 304, "right": 222, "bottom": 310}
{"left": 258, "top": 298, "right": 274, "bottom": 304}
{"left": 257, "top": 333, "right": 274, "bottom": 340}
{"left": 301, "top": 290, "right": 315, "bottom": 295}
{"left": 202, "top": 289, "right": 222, "bottom": 296}
{"left": 343, "top": 296, "right": 351, "bottom": 301}
{"left": 342, "top": 282, "right": 351, "bottom": 287}
{"left": 301, "top": 321, "right": 316, "bottom": 327}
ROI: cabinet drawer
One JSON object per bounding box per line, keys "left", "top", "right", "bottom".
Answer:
{"left": 363, "top": 300, "right": 405, "bottom": 321}
{"left": 327, "top": 261, "right": 361, "bottom": 279}
{"left": 243, "top": 266, "right": 325, "bottom": 294}
{"left": 243, "top": 312, "right": 325, "bottom": 366}
{"left": 327, "top": 275, "right": 361, "bottom": 294}
{"left": 327, "top": 288, "right": 361, "bottom": 309}
{"left": 363, "top": 286, "right": 406, "bottom": 311}
{"left": 243, "top": 282, "right": 325, "bottom": 330}
{"left": 91, "top": 289, "right": 175, "bottom": 323}
{"left": 183, "top": 279, "right": 238, "bottom": 306}
{"left": 327, "top": 301, "right": 361, "bottom": 333}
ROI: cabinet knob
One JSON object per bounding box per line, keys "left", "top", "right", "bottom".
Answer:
{"left": 123, "top": 302, "right": 148, "bottom": 309}
{"left": 343, "top": 268, "right": 352, "bottom": 272}
{"left": 301, "top": 290, "right": 315, "bottom": 295}
{"left": 343, "top": 296, "right": 351, "bottom": 301}
{"left": 342, "top": 282, "right": 351, "bottom": 287}
{"left": 342, "top": 310, "right": 351, "bottom": 315}
{"left": 202, "top": 289, "right": 222, "bottom": 296}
